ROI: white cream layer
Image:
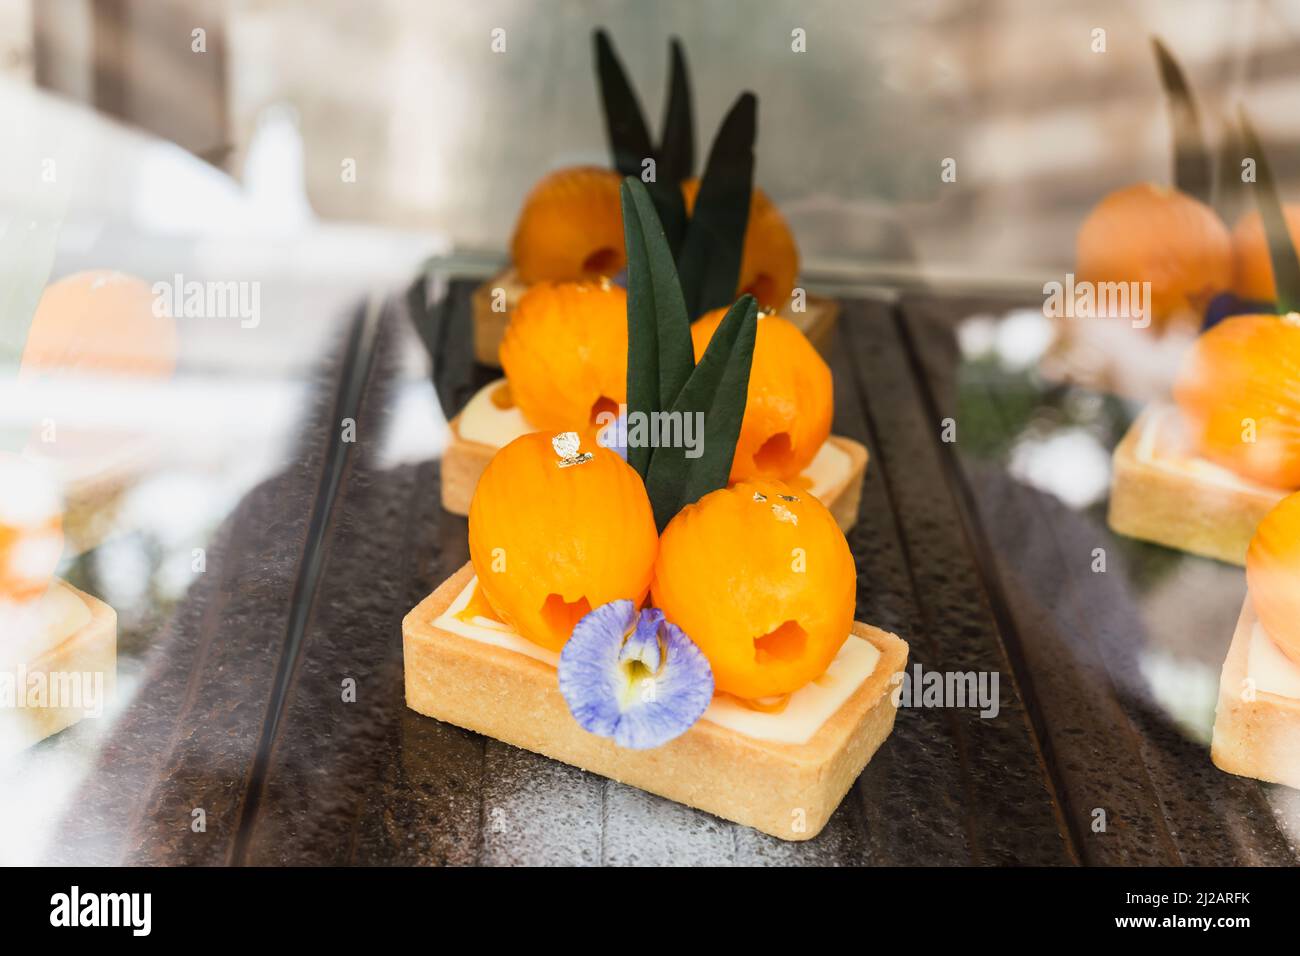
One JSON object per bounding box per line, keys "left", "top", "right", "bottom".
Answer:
{"left": 0, "top": 581, "right": 92, "bottom": 671}
{"left": 1248, "top": 622, "right": 1300, "bottom": 699}
{"left": 432, "top": 574, "right": 880, "bottom": 745}
{"left": 1135, "top": 405, "right": 1287, "bottom": 496}
{"left": 457, "top": 379, "right": 853, "bottom": 501}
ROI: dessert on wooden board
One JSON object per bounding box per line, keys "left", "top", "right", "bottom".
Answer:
{"left": 0, "top": 452, "right": 116, "bottom": 754}
{"left": 444, "top": 280, "right": 868, "bottom": 530}
{"left": 1045, "top": 39, "right": 1262, "bottom": 401}
{"left": 1211, "top": 492, "right": 1300, "bottom": 789}
{"left": 1108, "top": 117, "right": 1300, "bottom": 564}
{"left": 405, "top": 179, "right": 908, "bottom": 840}
{"left": 468, "top": 29, "right": 837, "bottom": 367}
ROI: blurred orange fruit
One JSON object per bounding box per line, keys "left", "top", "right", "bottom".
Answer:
{"left": 510, "top": 167, "right": 626, "bottom": 284}
{"left": 499, "top": 280, "right": 628, "bottom": 430}
{"left": 0, "top": 453, "right": 64, "bottom": 603}
{"left": 691, "top": 309, "right": 832, "bottom": 482}
{"left": 651, "top": 479, "right": 855, "bottom": 699}
{"left": 1229, "top": 205, "right": 1300, "bottom": 302}
{"left": 468, "top": 431, "right": 658, "bottom": 652}
{"left": 20, "top": 270, "right": 177, "bottom": 380}
{"left": 1246, "top": 491, "right": 1300, "bottom": 664}
{"left": 1173, "top": 313, "right": 1300, "bottom": 489}
{"left": 681, "top": 179, "right": 799, "bottom": 311}
{"left": 1075, "top": 183, "right": 1231, "bottom": 329}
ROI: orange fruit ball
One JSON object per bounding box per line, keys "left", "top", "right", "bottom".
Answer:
{"left": 20, "top": 270, "right": 178, "bottom": 380}
{"left": 1173, "top": 313, "right": 1300, "bottom": 489}
{"left": 1246, "top": 491, "right": 1300, "bottom": 665}
{"left": 468, "top": 431, "right": 658, "bottom": 652}
{"left": 510, "top": 167, "right": 626, "bottom": 284}
{"left": 1075, "top": 183, "right": 1231, "bottom": 329}
{"left": 0, "top": 453, "right": 64, "bottom": 603}
{"left": 651, "top": 479, "right": 855, "bottom": 699}
{"left": 499, "top": 280, "right": 628, "bottom": 430}
{"left": 681, "top": 179, "right": 799, "bottom": 311}
{"left": 1230, "top": 205, "right": 1300, "bottom": 303}
{"left": 691, "top": 309, "right": 832, "bottom": 483}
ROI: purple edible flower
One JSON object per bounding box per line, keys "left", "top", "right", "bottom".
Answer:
{"left": 558, "top": 601, "right": 714, "bottom": 749}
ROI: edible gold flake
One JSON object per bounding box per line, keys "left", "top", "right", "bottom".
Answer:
{"left": 752, "top": 492, "right": 768, "bottom": 502}
{"left": 553, "top": 431, "right": 593, "bottom": 468}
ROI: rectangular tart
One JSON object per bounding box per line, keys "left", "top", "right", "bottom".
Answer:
{"left": 440, "top": 380, "right": 869, "bottom": 532}
{"left": 1, "top": 579, "right": 116, "bottom": 754}
{"left": 1108, "top": 404, "right": 1290, "bottom": 565}
{"left": 1211, "top": 597, "right": 1300, "bottom": 790}
{"left": 403, "top": 562, "right": 909, "bottom": 841}
{"left": 471, "top": 268, "right": 841, "bottom": 366}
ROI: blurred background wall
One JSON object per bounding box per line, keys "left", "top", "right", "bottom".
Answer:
{"left": 6, "top": 0, "right": 1297, "bottom": 287}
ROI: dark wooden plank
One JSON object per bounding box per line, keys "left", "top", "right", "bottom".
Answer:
{"left": 240, "top": 282, "right": 1071, "bottom": 865}
{"left": 236, "top": 290, "right": 490, "bottom": 866}
{"left": 839, "top": 300, "right": 1074, "bottom": 865}
{"left": 899, "top": 292, "right": 1299, "bottom": 866}
{"left": 42, "top": 307, "right": 370, "bottom": 866}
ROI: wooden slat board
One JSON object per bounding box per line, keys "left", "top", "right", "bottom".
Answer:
{"left": 32, "top": 278, "right": 1293, "bottom": 865}
{"left": 898, "top": 293, "right": 1299, "bottom": 866}
{"left": 232, "top": 280, "right": 1071, "bottom": 865}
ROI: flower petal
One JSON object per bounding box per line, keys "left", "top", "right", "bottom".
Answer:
{"left": 620, "top": 607, "right": 663, "bottom": 672}
{"left": 558, "top": 602, "right": 714, "bottom": 750}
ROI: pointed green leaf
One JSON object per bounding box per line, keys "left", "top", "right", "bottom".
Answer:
{"left": 658, "top": 38, "right": 694, "bottom": 183}
{"left": 1213, "top": 112, "right": 1247, "bottom": 225}
{"left": 593, "top": 29, "right": 656, "bottom": 179}
{"left": 677, "top": 93, "right": 756, "bottom": 318}
{"left": 1239, "top": 110, "right": 1300, "bottom": 314}
{"left": 1152, "top": 37, "right": 1212, "bottom": 205}
{"left": 621, "top": 177, "right": 696, "bottom": 477}
{"left": 647, "top": 180, "right": 688, "bottom": 262}
{"left": 644, "top": 295, "right": 758, "bottom": 530}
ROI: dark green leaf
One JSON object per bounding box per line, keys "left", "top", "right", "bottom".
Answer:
{"left": 677, "top": 93, "right": 756, "bottom": 318}
{"left": 644, "top": 295, "right": 758, "bottom": 530}
{"left": 658, "top": 38, "right": 694, "bottom": 182}
{"left": 593, "top": 29, "right": 656, "bottom": 178}
{"left": 1239, "top": 110, "right": 1300, "bottom": 314}
{"left": 1152, "top": 37, "right": 1212, "bottom": 205}
{"left": 621, "top": 177, "right": 696, "bottom": 477}
{"left": 1214, "top": 112, "right": 1247, "bottom": 225}
{"left": 647, "top": 182, "right": 688, "bottom": 262}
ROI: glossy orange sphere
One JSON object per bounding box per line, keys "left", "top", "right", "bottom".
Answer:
{"left": 499, "top": 280, "right": 628, "bottom": 430}
{"left": 651, "top": 479, "right": 855, "bottom": 699}
{"left": 510, "top": 167, "right": 626, "bottom": 284}
{"left": 1075, "top": 183, "right": 1231, "bottom": 329}
{"left": 468, "top": 431, "right": 658, "bottom": 652}
{"left": 1173, "top": 313, "right": 1300, "bottom": 489}
{"left": 1246, "top": 491, "right": 1300, "bottom": 664}
{"left": 691, "top": 309, "right": 832, "bottom": 482}
{"left": 681, "top": 179, "right": 799, "bottom": 311}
